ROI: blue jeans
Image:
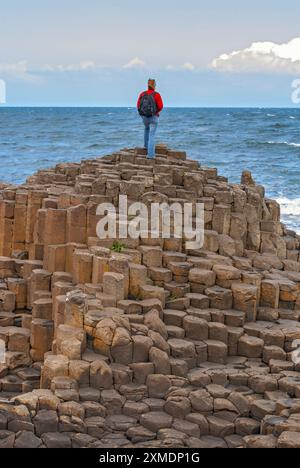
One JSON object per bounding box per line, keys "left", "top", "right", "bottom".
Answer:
{"left": 142, "top": 116, "right": 158, "bottom": 158}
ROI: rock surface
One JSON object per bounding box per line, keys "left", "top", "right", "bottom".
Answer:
{"left": 0, "top": 144, "right": 300, "bottom": 448}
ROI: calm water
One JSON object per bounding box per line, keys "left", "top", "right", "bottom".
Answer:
{"left": 0, "top": 107, "right": 299, "bottom": 232}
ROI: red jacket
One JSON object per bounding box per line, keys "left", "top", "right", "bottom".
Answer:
{"left": 137, "top": 90, "right": 164, "bottom": 116}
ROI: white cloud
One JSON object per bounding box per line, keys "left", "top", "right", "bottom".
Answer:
{"left": 0, "top": 60, "right": 96, "bottom": 75}
{"left": 165, "top": 63, "right": 196, "bottom": 71}
{"left": 42, "top": 61, "right": 96, "bottom": 72}
{"left": 212, "top": 37, "right": 300, "bottom": 74}
{"left": 123, "top": 57, "right": 146, "bottom": 69}
{"left": 0, "top": 60, "right": 41, "bottom": 83}
{"left": 0, "top": 60, "right": 28, "bottom": 75}
{"left": 182, "top": 62, "right": 195, "bottom": 71}
{"left": 0, "top": 60, "right": 97, "bottom": 83}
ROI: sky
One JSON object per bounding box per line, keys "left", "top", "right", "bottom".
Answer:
{"left": 1, "top": 0, "right": 300, "bottom": 107}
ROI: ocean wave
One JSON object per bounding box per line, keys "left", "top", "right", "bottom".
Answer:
{"left": 271, "top": 123, "right": 288, "bottom": 128}
{"left": 267, "top": 141, "right": 300, "bottom": 147}
{"left": 277, "top": 197, "right": 300, "bottom": 216}
{"left": 94, "top": 120, "right": 110, "bottom": 125}
{"left": 86, "top": 143, "right": 103, "bottom": 149}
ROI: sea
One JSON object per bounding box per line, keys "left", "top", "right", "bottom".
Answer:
{"left": 0, "top": 107, "right": 299, "bottom": 232}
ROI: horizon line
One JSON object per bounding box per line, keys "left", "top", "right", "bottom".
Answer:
{"left": 1, "top": 105, "right": 299, "bottom": 109}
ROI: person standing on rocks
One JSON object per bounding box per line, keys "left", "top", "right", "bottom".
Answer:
{"left": 137, "top": 79, "right": 164, "bottom": 158}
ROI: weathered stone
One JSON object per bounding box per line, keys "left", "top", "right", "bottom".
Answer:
{"left": 149, "top": 347, "right": 171, "bottom": 374}
{"left": 189, "top": 389, "right": 214, "bottom": 413}
{"left": 277, "top": 431, "right": 300, "bottom": 449}
{"left": 251, "top": 400, "right": 277, "bottom": 421}
{"left": 235, "top": 417, "right": 260, "bottom": 436}
{"left": 147, "top": 375, "right": 171, "bottom": 398}
{"left": 127, "top": 425, "right": 156, "bottom": 443}
{"left": 34, "top": 410, "right": 59, "bottom": 437}
{"left": 189, "top": 269, "right": 216, "bottom": 287}
{"left": 90, "top": 360, "right": 113, "bottom": 390}
{"left": 140, "top": 412, "right": 173, "bottom": 432}
{"left": 42, "top": 432, "right": 72, "bottom": 448}
{"left": 69, "top": 360, "right": 90, "bottom": 386}
{"left": 100, "top": 389, "right": 126, "bottom": 415}
{"left": 205, "top": 286, "right": 233, "bottom": 310}
{"left": 40, "top": 354, "right": 69, "bottom": 389}
{"left": 131, "top": 335, "right": 152, "bottom": 363}
{"left": 183, "top": 316, "right": 209, "bottom": 341}
{"left": 15, "top": 431, "right": 42, "bottom": 448}
{"left": 0, "top": 431, "right": 15, "bottom": 448}
{"left": 238, "top": 335, "right": 264, "bottom": 358}
{"left": 207, "top": 415, "right": 235, "bottom": 438}
{"left": 244, "top": 434, "right": 277, "bottom": 449}
{"left": 261, "top": 280, "right": 280, "bottom": 308}
{"left": 103, "top": 272, "right": 126, "bottom": 302}
{"left": 231, "top": 283, "right": 258, "bottom": 322}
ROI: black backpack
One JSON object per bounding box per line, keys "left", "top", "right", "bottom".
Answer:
{"left": 138, "top": 92, "right": 157, "bottom": 117}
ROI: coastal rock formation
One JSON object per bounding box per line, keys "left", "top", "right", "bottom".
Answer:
{"left": 0, "top": 145, "right": 300, "bottom": 448}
